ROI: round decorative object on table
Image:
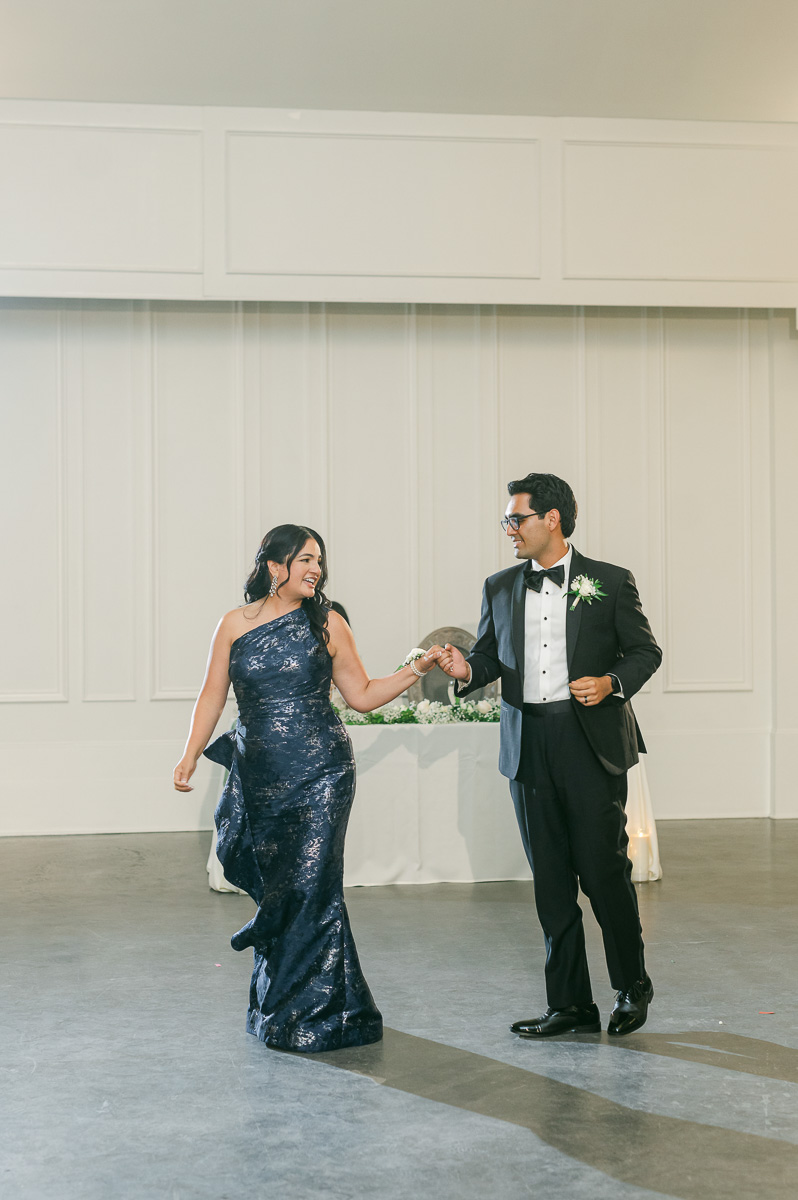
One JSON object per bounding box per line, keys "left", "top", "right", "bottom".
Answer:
{"left": 406, "top": 626, "right": 499, "bottom": 706}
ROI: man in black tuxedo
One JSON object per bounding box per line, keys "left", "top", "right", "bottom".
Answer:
{"left": 438, "top": 473, "right": 662, "bottom": 1037}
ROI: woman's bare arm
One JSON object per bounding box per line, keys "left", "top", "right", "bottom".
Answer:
{"left": 173, "top": 614, "right": 237, "bottom": 791}
{"left": 328, "top": 611, "right": 440, "bottom": 712}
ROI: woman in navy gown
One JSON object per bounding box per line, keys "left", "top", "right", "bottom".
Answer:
{"left": 173, "top": 524, "right": 439, "bottom": 1053}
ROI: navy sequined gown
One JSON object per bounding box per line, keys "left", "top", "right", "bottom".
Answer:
{"left": 203, "top": 608, "right": 383, "bottom": 1053}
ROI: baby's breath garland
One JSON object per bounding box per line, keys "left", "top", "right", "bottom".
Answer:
{"left": 334, "top": 697, "right": 500, "bottom": 725}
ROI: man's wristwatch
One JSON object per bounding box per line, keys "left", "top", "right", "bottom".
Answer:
{"left": 608, "top": 673, "right": 622, "bottom": 695}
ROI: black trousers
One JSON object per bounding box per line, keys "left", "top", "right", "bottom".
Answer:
{"left": 509, "top": 704, "right": 645, "bottom": 1009}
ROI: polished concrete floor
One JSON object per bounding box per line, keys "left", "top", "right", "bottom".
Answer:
{"left": 1, "top": 820, "right": 796, "bottom": 1200}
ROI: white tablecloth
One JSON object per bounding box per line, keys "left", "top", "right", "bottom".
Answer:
{"left": 207, "top": 724, "right": 661, "bottom": 889}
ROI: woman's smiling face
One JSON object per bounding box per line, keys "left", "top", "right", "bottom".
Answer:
{"left": 266, "top": 537, "right": 324, "bottom": 603}
{"left": 291, "top": 539, "right": 323, "bottom": 599}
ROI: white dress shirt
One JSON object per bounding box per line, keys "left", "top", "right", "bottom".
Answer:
{"left": 523, "top": 546, "right": 572, "bottom": 703}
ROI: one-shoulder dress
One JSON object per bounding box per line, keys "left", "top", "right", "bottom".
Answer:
{"left": 203, "top": 607, "right": 383, "bottom": 1053}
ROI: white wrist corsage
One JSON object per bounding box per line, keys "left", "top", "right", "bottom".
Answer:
{"left": 566, "top": 575, "right": 606, "bottom": 611}
{"left": 396, "top": 647, "right": 429, "bottom": 677}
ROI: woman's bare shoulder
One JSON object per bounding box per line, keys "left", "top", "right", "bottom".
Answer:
{"left": 217, "top": 603, "right": 263, "bottom": 644}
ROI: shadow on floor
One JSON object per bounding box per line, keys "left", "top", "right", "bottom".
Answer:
{"left": 611, "top": 1029, "right": 798, "bottom": 1085}
{"left": 315, "top": 1028, "right": 797, "bottom": 1200}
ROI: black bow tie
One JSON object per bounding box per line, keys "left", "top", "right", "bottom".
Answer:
{"left": 524, "top": 563, "right": 565, "bottom": 592}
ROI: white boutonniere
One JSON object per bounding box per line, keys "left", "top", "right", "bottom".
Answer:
{"left": 566, "top": 574, "right": 607, "bottom": 611}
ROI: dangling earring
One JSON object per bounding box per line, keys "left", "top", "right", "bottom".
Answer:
{"left": 269, "top": 574, "right": 278, "bottom": 598}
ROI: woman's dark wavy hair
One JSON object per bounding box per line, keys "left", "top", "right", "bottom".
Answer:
{"left": 507, "top": 472, "right": 578, "bottom": 539}
{"left": 244, "top": 524, "right": 332, "bottom": 649}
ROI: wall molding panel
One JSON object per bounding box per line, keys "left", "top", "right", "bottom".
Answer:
{"left": 0, "top": 123, "right": 203, "bottom": 274}
{"left": 79, "top": 304, "right": 139, "bottom": 702}
{"left": 661, "top": 310, "right": 755, "bottom": 692}
{"left": 0, "top": 103, "right": 204, "bottom": 298}
{"left": 0, "top": 304, "right": 69, "bottom": 703}
{"left": 1, "top": 100, "right": 798, "bottom": 311}
{"left": 149, "top": 303, "right": 244, "bottom": 700}
{"left": 476, "top": 306, "right": 503, "bottom": 580}
{"left": 223, "top": 130, "right": 541, "bottom": 280}
{"left": 563, "top": 139, "right": 798, "bottom": 283}
{"left": 0, "top": 299, "right": 786, "bottom": 831}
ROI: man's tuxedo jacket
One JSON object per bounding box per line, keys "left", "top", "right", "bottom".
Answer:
{"left": 460, "top": 548, "right": 662, "bottom": 779}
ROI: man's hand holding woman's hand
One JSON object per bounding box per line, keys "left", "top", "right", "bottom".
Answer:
{"left": 410, "top": 644, "right": 470, "bottom": 682}
{"left": 435, "top": 643, "right": 470, "bottom": 682}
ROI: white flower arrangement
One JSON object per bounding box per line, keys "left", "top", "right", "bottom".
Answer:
{"left": 334, "top": 697, "right": 501, "bottom": 726}
{"left": 566, "top": 574, "right": 607, "bottom": 611}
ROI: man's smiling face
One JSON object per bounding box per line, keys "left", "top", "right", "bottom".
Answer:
{"left": 504, "top": 493, "right": 553, "bottom": 561}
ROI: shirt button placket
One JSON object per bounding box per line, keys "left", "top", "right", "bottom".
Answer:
{"left": 540, "top": 591, "right": 551, "bottom": 698}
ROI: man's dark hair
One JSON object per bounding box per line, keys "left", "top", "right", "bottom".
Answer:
{"left": 507, "top": 473, "right": 578, "bottom": 539}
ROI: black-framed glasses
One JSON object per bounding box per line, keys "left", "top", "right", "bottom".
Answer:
{"left": 501, "top": 511, "right": 544, "bottom": 532}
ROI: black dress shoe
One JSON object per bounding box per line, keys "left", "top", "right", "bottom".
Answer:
{"left": 512, "top": 1004, "right": 601, "bottom": 1038}
{"left": 608, "top": 975, "right": 654, "bottom": 1036}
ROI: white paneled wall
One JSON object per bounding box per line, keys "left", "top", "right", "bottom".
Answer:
{"left": 4, "top": 101, "right": 798, "bottom": 309}
{"left": 0, "top": 300, "right": 791, "bottom": 835}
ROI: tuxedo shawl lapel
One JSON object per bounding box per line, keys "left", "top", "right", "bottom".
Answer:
{"left": 566, "top": 547, "right": 584, "bottom": 675}
{"left": 511, "top": 565, "right": 526, "bottom": 681}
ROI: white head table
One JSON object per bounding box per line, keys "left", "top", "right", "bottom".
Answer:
{"left": 207, "top": 724, "right": 661, "bottom": 891}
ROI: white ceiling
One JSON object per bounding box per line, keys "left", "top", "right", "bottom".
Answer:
{"left": 2, "top": 0, "right": 798, "bottom": 121}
